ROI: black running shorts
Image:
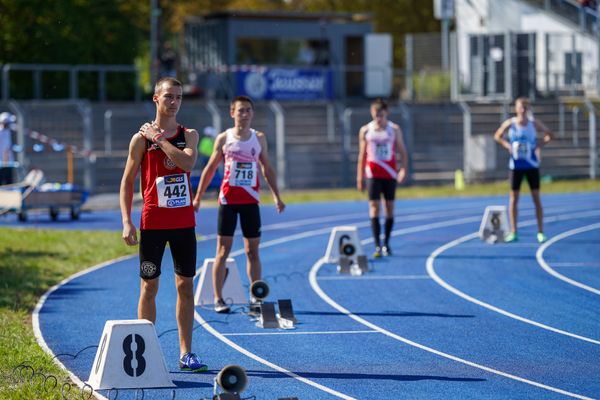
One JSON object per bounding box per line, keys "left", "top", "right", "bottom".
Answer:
{"left": 139, "top": 227, "right": 197, "bottom": 279}
{"left": 218, "top": 203, "right": 261, "bottom": 238}
{"left": 509, "top": 168, "right": 540, "bottom": 191}
{"left": 366, "top": 178, "right": 397, "bottom": 201}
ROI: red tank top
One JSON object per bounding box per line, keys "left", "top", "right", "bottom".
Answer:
{"left": 219, "top": 128, "right": 261, "bottom": 205}
{"left": 365, "top": 121, "right": 397, "bottom": 180}
{"left": 140, "top": 125, "right": 195, "bottom": 230}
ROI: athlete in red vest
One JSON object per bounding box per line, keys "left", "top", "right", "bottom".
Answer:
{"left": 120, "top": 77, "right": 206, "bottom": 372}
{"left": 357, "top": 99, "right": 409, "bottom": 258}
{"left": 193, "top": 96, "right": 285, "bottom": 313}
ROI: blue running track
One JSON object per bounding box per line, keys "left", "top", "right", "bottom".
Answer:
{"left": 20, "top": 192, "right": 600, "bottom": 399}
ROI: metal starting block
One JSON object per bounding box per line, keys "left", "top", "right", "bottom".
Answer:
{"left": 277, "top": 299, "right": 297, "bottom": 328}
{"left": 357, "top": 255, "right": 370, "bottom": 273}
{"left": 337, "top": 256, "right": 352, "bottom": 274}
{"left": 256, "top": 302, "right": 279, "bottom": 329}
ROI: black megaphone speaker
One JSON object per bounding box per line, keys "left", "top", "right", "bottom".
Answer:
{"left": 339, "top": 234, "right": 356, "bottom": 256}
{"left": 216, "top": 364, "right": 247, "bottom": 394}
{"left": 250, "top": 280, "right": 269, "bottom": 301}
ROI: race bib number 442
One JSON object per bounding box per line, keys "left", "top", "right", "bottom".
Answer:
{"left": 230, "top": 161, "right": 257, "bottom": 187}
{"left": 374, "top": 142, "right": 392, "bottom": 161}
{"left": 156, "top": 174, "right": 190, "bottom": 208}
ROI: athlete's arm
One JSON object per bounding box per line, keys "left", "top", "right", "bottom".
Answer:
{"left": 356, "top": 125, "right": 368, "bottom": 191}
{"left": 394, "top": 123, "right": 409, "bottom": 184}
{"left": 193, "top": 132, "right": 225, "bottom": 211}
{"left": 494, "top": 119, "right": 513, "bottom": 152}
{"left": 534, "top": 119, "right": 553, "bottom": 147}
{"left": 257, "top": 132, "right": 285, "bottom": 213}
{"left": 140, "top": 125, "right": 199, "bottom": 172}
{"left": 120, "top": 133, "right": 145, "bottom": 246}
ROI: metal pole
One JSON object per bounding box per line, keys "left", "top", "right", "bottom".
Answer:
{"left": 405, "top": 35, "right": 414, "bottom": 101}
{"left": 104, "top": 110, "right": 113, "bottom": 155}
{"left": 504, "top": 32, "right": 513, "bottom": 101}
{"left": 2, "top": 65, "right": 10, "bottom": 101}
{"left": 597, "top": 2, "right": 600, "bottom": 96}
{"left": 341, "top": 108, "right": 353, "bottom": 187}
{"left": 7, "top": 101, "right": 26, "bottom": 167}
{"left": 150, "top": 0, "right": 160, "bottom": 84}
{"left": 545, "top": 33, "right": 550, "bottom": 94}
{"left": 459, "top": 101, "right": 472, "bottom": 182}
{"left": 206, "top": 100, "right": 222, "bottom": 134}
{"left": 442, "top": 18, "right": 449, "bottom": 71}
{"left": 326, "top": 103, "right": 335, "bottom": 143}
{"left": 268, "top": 101, "right": 286, "bottom": 190}
{"left": 584, "top": 99, "right": 597, "bottom": 179}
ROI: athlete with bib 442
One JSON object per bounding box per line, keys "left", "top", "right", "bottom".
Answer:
{"left": 357, "top": 99, "right": 409, "bottom": 258}
{"left": 193, "top": 96, "right": 285, "bottom": 314}
{"left": 119, "top": 77, "right": 207, "bottom": 373}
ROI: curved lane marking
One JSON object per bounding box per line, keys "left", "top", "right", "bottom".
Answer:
{"left": 536, "top": 222, "right": 600, "bottom": 296}
{"left": 426, "top": 209, "right": 600, "bottom": 345}
{"left": 309, "top": 256, "right": 592, "bottom": 400}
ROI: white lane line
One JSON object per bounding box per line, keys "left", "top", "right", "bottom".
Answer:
{"left": 318, "top": 275, "right": 430, "bottom": 281}
{"left": 551, "top": 262, "right": 600, "bottom": 267}
{"left": 426, "top": 209, "right": 600, "bottom": 346}
{"left": 196, "top": 209, "right": 488, "bottom": 399}
{"left": 222, "top": 330, "right": 377, "bottom": 337}
{"left": 32, "top": 255, "right": 136, "bottom": 400}
{"left": 536, "top": 222, "right": 600, "bottom": 296}
{"left": 194, "top": 310, "right": 357, "bottom": 400}
{"left": 309, "top": 257, "right": 593, "bottom": 400}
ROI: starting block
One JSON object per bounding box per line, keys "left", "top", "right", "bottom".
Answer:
{"left": 324, "top": 226, "right": 364, "bottom": 264}
{"left": 256, "top": 302, "right": 279, "bottom": 329}
{"left": 87, "top": 319, "right": 174, "bottom": 390}
{"left": 195, "top": 258, "right": 246, "bottom": 306}
{"left": 277, "top": 299, "right": 297, "bottom": 324}
{"left": 479, "top": 205, "right": 509, "bottom": 244}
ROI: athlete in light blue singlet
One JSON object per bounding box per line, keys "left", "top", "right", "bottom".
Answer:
{"left": 494, "top": 97, "right": 553, "bottom": 243}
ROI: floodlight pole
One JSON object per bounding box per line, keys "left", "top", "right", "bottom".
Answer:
{"left": 150, "top": 0, "right": 160, "bottom": 84}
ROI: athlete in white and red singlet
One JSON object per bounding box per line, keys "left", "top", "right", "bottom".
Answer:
{"left": 120, "top": 77, "right": 207, "bottom": 373}
{"left": 357, "top": 99, "right": 408, "bottom": 258}
{"left": 193, "top": 96, "right": 285, "bottom": 313}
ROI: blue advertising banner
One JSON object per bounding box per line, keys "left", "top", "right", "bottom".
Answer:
{"left": 236, "top": 68, "right": 333, "bottom": 100}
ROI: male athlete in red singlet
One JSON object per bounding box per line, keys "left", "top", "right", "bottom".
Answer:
{"left": 193, "top": 96, "right": 285, "bottom": 313}
{"left": 357, "top": 99, "right": 409, "bottom": 258}
{"left": 119, "top": 77, "right": 207, "bottom": 372}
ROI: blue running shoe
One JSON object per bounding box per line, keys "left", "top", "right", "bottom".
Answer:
{"left": 179, "top": 352, "right": 208, "bottom": 373}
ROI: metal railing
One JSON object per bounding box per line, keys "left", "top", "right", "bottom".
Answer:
{"left": 2, "top": 63, "right": 141, "bottom": 102}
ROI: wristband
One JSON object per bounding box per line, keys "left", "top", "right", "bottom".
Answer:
{"left": 152, "top": 133, "right": 163, "bottom": 143}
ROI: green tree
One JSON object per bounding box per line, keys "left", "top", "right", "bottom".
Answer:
{"left": 0, "top": 0, "right": 149, "bottom": 99}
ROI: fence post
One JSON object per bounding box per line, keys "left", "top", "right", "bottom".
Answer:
{"left": 405, "top": 35, "right": 414, "bottom": 101}
{"left": 268, "top": 101, "right": 286, "bottom": 190}
{"left": 7, "top": 100, "right": 26, "bottom": 168}
{"left": 459, "top": 101, "right": 472, "bottom": 182}
{"left": 341, "top": 107, "right": 353, "bottom": 187}
{"left": 77, "top": 101, "right": 94, "bottom": 191}
{"left": 104, "top": 110, "right": 113, "bottom": 155}
{"left": 398, "top": 102, "right": 413, "bottom": 185}
{"left": 584, "top": 99, "right": 597, "bottom": 179}
{"left": 206, "top": 100, "right": 222, "bottom": 134}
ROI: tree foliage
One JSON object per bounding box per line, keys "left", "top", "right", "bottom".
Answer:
{"left": 0, "top": 0, "right": 439, "bottom": 98}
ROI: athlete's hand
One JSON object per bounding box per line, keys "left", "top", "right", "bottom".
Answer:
{"left": 274, "top": 198, "right": 286, "bottom": 213}
{"left": 357, "top": 178, "right": 364, "bottom": 192}
{"left": 193, "top": 197, "right": 201, "bottom": 212}
{"left": 396, "top": 168, "right": 407, "bottom": 184}
{"left": 122, "top": 223, "right": 138, "bottom": 246}
{"left": 138, "top": 122, "right": 163, "bottom": 142}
